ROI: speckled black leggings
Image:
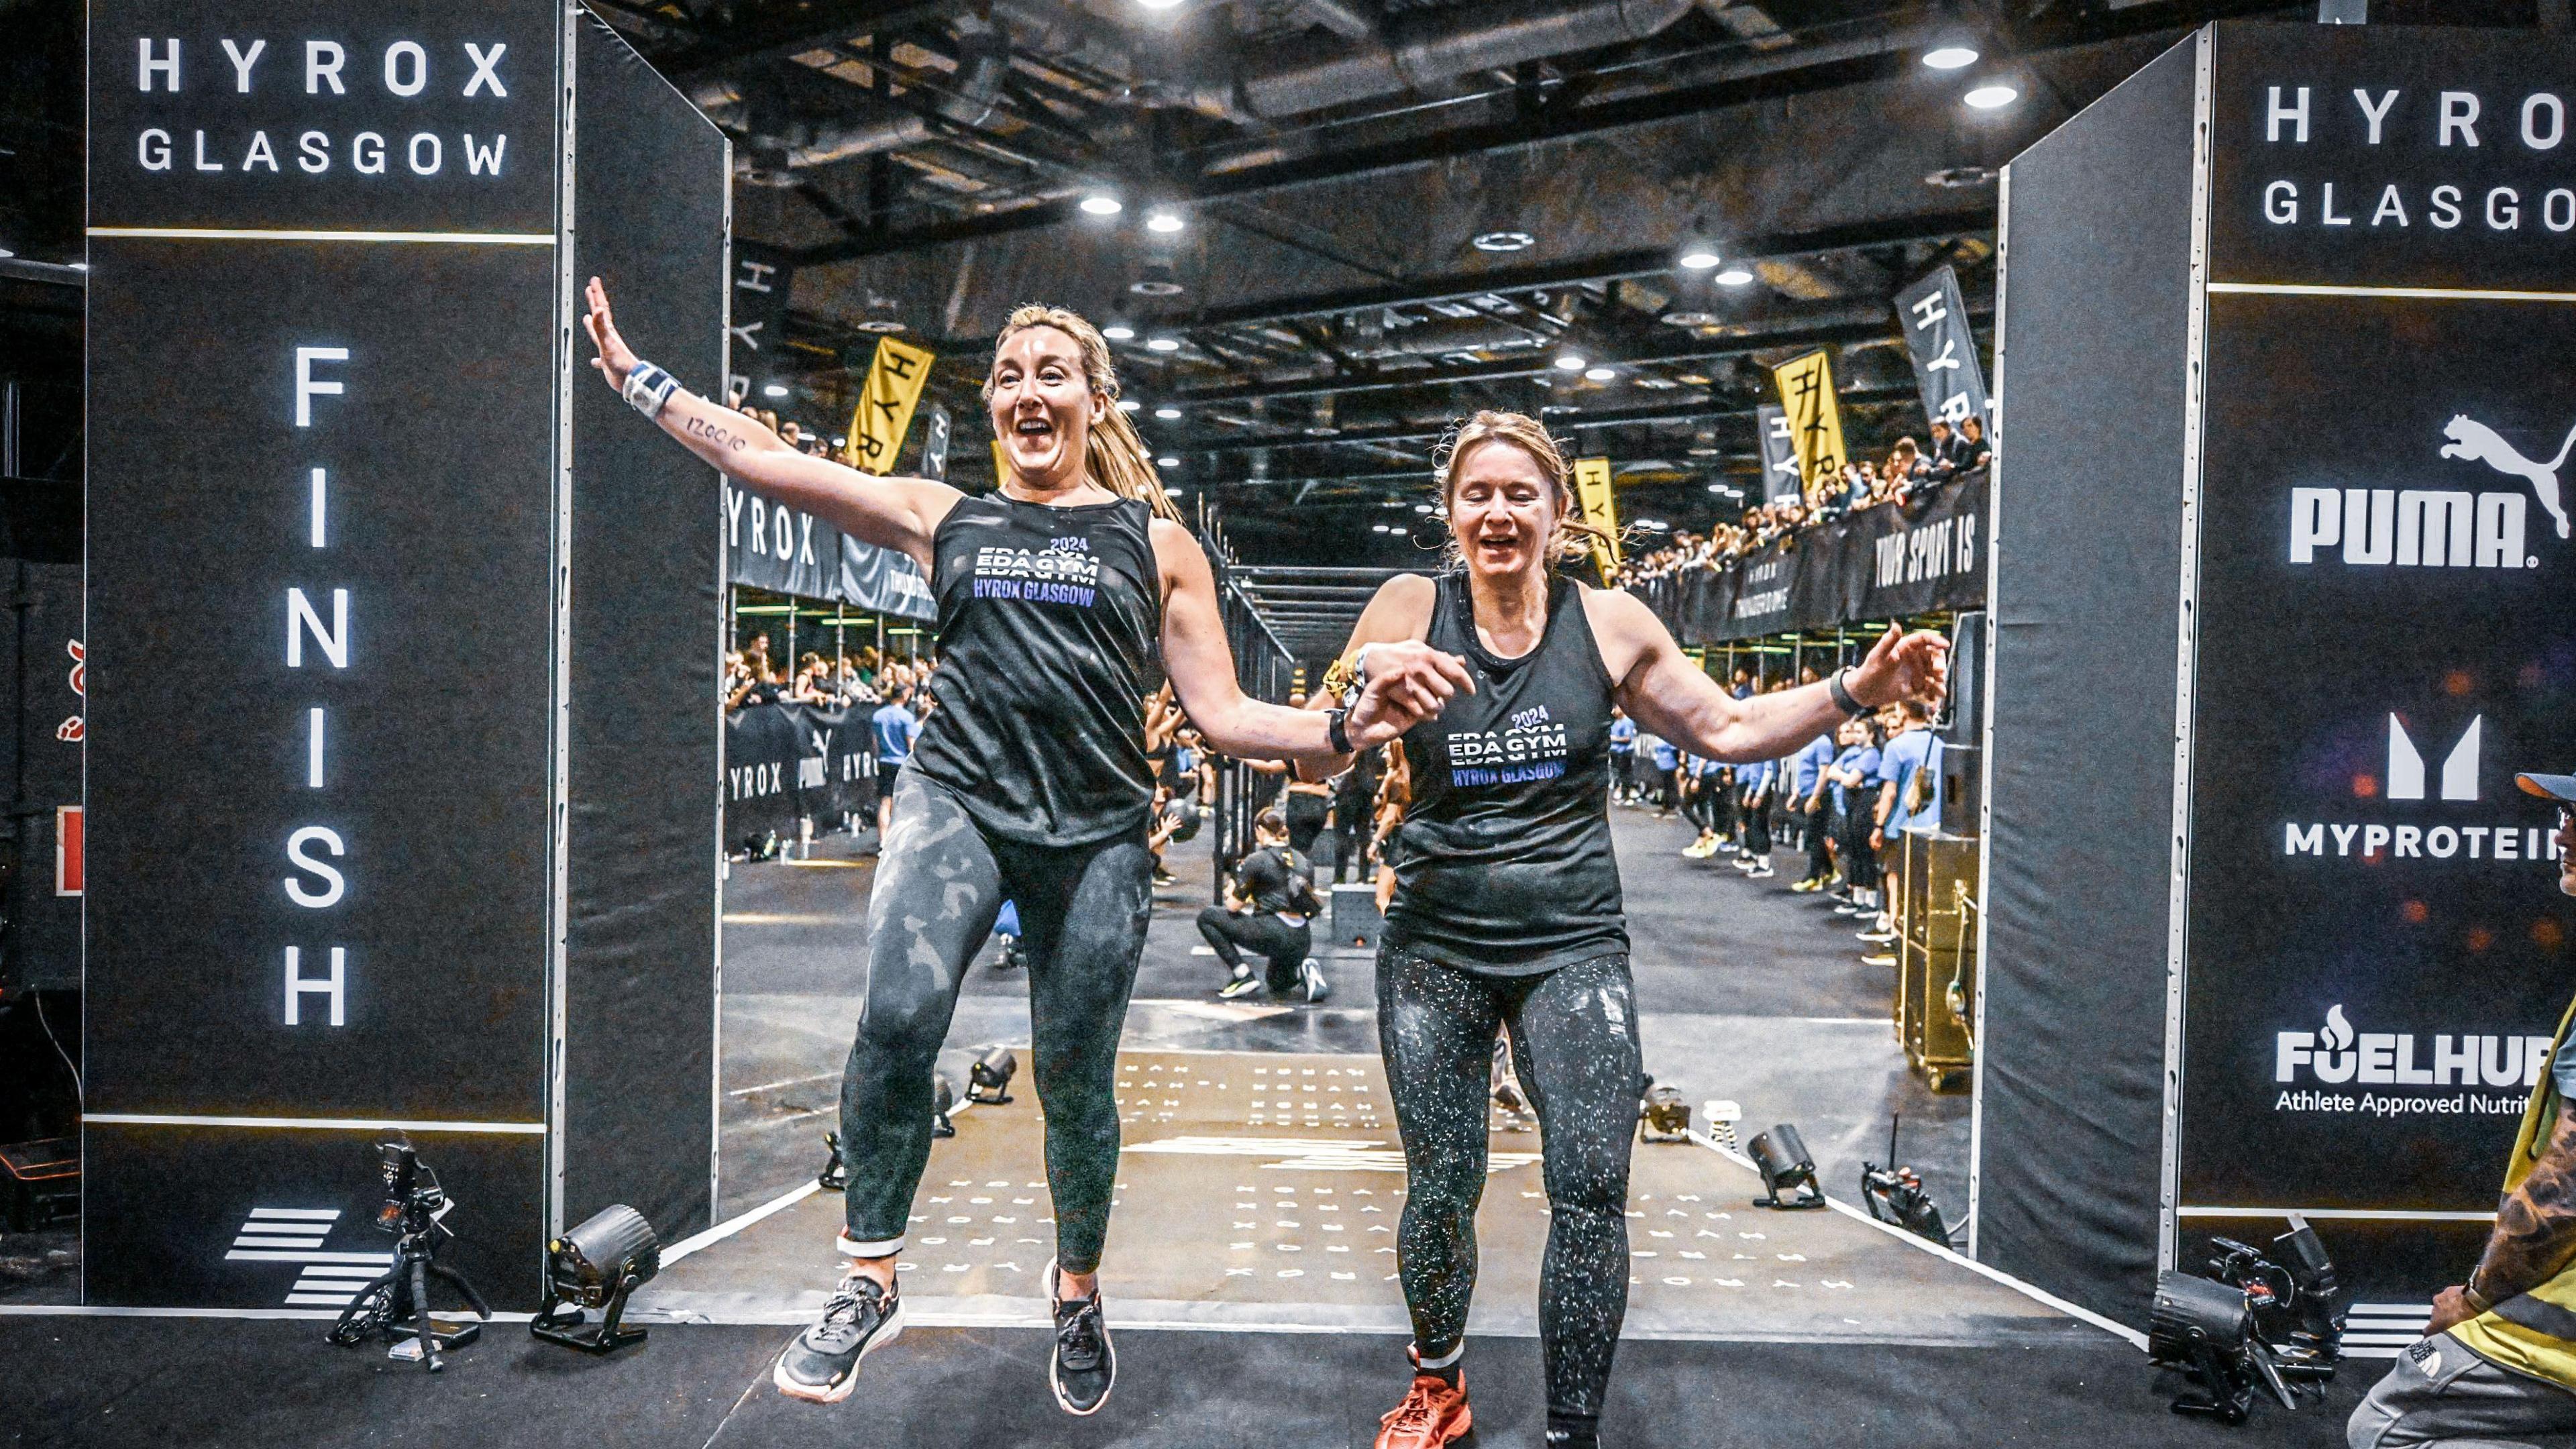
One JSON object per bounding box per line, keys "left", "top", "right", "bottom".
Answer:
{"left": 1377, "top": 945, "right": 1644, "bottom": 1421}
{"left": 835, "top": 771, "right": 1153, "bottom": 1273}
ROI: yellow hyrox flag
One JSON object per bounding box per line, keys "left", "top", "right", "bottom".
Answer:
{"left": 843, "top": 336, "right": 936, "bottom": 474}
{"left": 1770, "top": 350, "right": 1848, "bottom": 492}
{"left": 1572, "top": 456, "right": 1622, "bottom": 578}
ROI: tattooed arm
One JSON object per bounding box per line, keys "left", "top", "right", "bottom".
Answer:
{"left": 2428, "top": 1100, "right": 2576, "bottom": 1333}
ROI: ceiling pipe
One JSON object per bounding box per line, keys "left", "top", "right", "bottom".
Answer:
{"left": 699, "top": 21, "right": 1018, "bottom": 176}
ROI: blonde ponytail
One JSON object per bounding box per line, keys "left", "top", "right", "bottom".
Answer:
{"left": 986, "top": 303, "right": 1183, "bottom": 523}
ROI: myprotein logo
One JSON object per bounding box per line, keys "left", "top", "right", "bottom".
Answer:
{"left": 2282, "top": 709, "right": 2563, "bottom": 867}
{"left": 2275, "top": 1004, "right": 2548, "bottom": 1090}
{"left": 2287, "top": 415, "right": 2570, "bottom": 570}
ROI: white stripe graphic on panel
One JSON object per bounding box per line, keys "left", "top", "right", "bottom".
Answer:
{"left": 219, "top": 1209, "right": 391, "bottom": 1304}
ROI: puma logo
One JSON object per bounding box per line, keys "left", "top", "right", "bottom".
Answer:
{"left": 2441, "top": 414, "right": 2576, "bottom": 539}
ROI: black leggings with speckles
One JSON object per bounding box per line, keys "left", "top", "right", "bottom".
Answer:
{"left": 1376, "top": 945, "right": 1644, "bottom": 1420}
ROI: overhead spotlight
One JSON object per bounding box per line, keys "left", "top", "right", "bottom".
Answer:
{"left": 1383, "top": 498, "right": 1407, "bottom": 509}
{"left": 1677, "top": 248, "right": 1722, "bottom": 270}
{"left": 1964, "top": 82, "right": 2020, "bottom": 109}
{"left": 1130, "top": 261, "right": 1186, "bottom": 297}
{"left": 1135, "top": 0, "right": 1185, "bottom": 9}
{"left": 1117, "top": 398, "right": 1142, "bottom": 412}
{"left": 67, "top": 261, "right": 89, "bottom": 272}
{"left": 1102, "top": 322, "right": 1137, "bottom": 341}
{"left": 0, "top": 247, "right": 14, "bottom": 260}
{"left": 1413, "top": 503, "right": 1432, "bottom": 513}
{"left": 1146, "top": 209, "right": 1185, "bottom": 234}
{"left": 1157, "top": 455, "right": 1181, "bottom": 468}
{"left": 1583, "top": 366, "right": 1616, "bottom": 382}
{"left": 1471, "top": 229, "right": 1536, "bottom": 253}
{"left": 1154, "top": 405, "right": 1182, "bottom": 420}
{"left": 854, "top": 317, "right": 908, "bottom": 335}
{"left": 1079, "top": 192, "right": 1124, "bottom": 215}
{"left": 1713, "top": 266, "right": 1755, "bottom": 286}
{"left": 1661, "top": 309, "right": 1721, "bottom": 328}
{"left": 1146, "top": 335, "right": 1182, "bottom": 353}
{"left": 1923, "top": 44, "right": 1980, "bottom": 70}
{"left": 761, "top": 382, "right": 790, "bottom": 398}
{"left": 1371, "top": 523, "right": 1393, "bottom": 533}
{"left": 1303, "top": 423, "right": 1341, "bottom": 437}
{"left": 967, "top": 1046, "right": 1019, "bottom": 1105}
{"left": 1553, "top": 352, "right": 1587, "bottom": 372}
{"left": 530, "top": 1205, "right": 659, "bottom": 1354}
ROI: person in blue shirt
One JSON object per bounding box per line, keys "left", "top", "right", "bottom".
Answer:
{"left": 1860, "top": 700, "right": 1943, "bottom": 957}
{"left": 1607, "top": 709, "right": 1638, "bottom": 804}
{"left": 1787, "top": 729, "right": 1839, "bottom": 892}
{"left": 1647, "top": 733, "right": 1680, "bottom": 816}
{"left": 1732, "top": 757, "right": 1776, "bottom": 878}
{"left": 1824, "top": 717, "right": 1883, "bottom": 914}
{"left": 869, "top": 683, "right": 922, "bottom": 842}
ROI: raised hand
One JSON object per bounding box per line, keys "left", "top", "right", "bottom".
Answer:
{"left": 1848, "top": 624, "right": 1949, "bottom": 710}
{"left": 1345, "top": 641, "right": 1475, "bottom": 750}
{"left": 581, "top": 276, "right": 639, "bottom": 390}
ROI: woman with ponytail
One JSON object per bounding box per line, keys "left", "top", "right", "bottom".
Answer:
{"left": 1303, "top": 411, "right": 1949, "bottom": 1449}
{"left": 581, "top": 280, "right": 1474, "bottom": 1415}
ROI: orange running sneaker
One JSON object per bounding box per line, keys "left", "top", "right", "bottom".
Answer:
{"left": 1376, "top": 1368, "right": 1473, "bottom": 1449}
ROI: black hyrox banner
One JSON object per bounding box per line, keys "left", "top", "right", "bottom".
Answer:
{"left": 1638, "top": 470, "right": 1985, "bottom": 644}
{"left": 2176, "top": 25, "right": 2576, "bottom": 1295}
{"left": 84, "top": 0, "right": 561, "bottom": 1306}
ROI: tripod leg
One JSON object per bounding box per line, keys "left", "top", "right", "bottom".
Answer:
{"left": 411, "top": 1255, "right": 443, "bottom": 1373}
{"left": 326, "top": 1267, "right": 403, "bottom": 1346}
{"left": 429, "top": 1263, "right": 492, "bottom": 1320}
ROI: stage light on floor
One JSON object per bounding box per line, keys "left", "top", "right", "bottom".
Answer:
{"left": 1964, "top": 82, "right": 2019, "bottom": 109}
{"left": 531, "top": 1205, "right": 659, "bottom": 1355}
{"left": 1748, "top": 1123, "right": 1826, "bottom": 1210}
{"left": 1703, "top": 1099, "right": 1742, "bottom": 1151}
{"left": 1640, "top": 1084, "right": 1693, "bottom": 1142}
{"left": 1080, "top": 193, "right": 1124, "bottom": 215}
{"left": 968, "top": 1046, "right": 1019, "bottom": 1105}
{"left": 932, "top": 1072, "right": 960, "bottom": 1139}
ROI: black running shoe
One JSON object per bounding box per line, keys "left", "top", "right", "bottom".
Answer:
{"left": 1049, "top": 1261, "right": 1116, "bottom": 1415}
{"left": 774, "top": 1273, "right": 902, "bottom": 1403}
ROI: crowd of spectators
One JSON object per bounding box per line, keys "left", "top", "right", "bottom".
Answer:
{"left": 724, "top": 634, "right": 936, "bottom": 713}
{"left": 1615, "top": 415, "right": 1989, "bottom": 586}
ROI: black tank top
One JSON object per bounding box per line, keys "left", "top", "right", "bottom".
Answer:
{"left": 1383, "top": 572, "right": 1626, "bottom": 973}
{"left": 908, "top": 492, "right": 1161, "bottom": 847}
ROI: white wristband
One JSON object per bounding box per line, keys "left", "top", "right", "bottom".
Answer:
{"left": 622, "top": 360, "right": 680, "bottom": 419}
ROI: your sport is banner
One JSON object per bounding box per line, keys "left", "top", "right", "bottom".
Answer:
{"left": 1770, "top": 350, "right": 1847, "bottom": 492}
{"left": 1635, "top": 470, "right": 1986, "bottom": 642}
{"left": 1893, "top": 265, "right": 1991, "bottom": 433}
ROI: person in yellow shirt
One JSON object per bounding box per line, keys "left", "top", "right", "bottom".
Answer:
{"left": 2351, "top": 768, "right": 2576, "bottom": 1448}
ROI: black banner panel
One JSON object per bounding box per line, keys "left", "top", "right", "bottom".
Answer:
{"left": 2176, "top": 25, "right": 2576, "bottom": 1299}
{"left": 1635, "top": 470, "right": 1986, "bottom": 643}
{"left": 84, "top": 1, "right": 728, "bottom": 1311}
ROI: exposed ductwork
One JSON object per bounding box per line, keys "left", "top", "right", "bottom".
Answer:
{"left": 1229, "top": 0, "right": 1698, "bottom": 120}
{"left": 696, "top": 23, "right": 1016, "bottom": 176}
{"left": 1339, "top": 315, "right": 1546, "bottom": 360}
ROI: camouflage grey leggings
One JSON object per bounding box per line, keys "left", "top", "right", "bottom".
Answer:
{"left": 835, "top": 771, "right": 1154, "bottom": 1274}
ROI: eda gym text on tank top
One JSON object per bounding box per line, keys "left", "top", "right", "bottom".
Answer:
{"left": 1383, "top": 572, "right": 1627, "bottom": 974}
{"left": 908, "top": 493, "right": 1161, "bottom": 847}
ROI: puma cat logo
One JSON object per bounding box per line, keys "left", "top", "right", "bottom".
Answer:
{"left": 2442, "top": 414, "right": 2576, "bottom": 539}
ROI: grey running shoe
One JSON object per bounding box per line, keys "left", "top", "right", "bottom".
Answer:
{"left": 1301, "top": 957, "right": 1332, "bottom": 1004}
{"left": 774, "top": 1273, "right": 902, "bottom": 1403}
{"left": 1049, "top": 1261, "right": 1116, "bottom": 1415}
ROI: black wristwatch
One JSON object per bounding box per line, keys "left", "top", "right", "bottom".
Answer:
{"left": 1827, "top": 667, "right": 1870, "bottom": 718}
{"left": 1326, "top": 708, "right": 1353, "bottom": 755}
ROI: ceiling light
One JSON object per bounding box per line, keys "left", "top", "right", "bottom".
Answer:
{"left": 1080, "top": 193, "right": 1123, "bottom": 215}
{"left": 761, "top": 383, "right": 789, "bottom": 398}
{"left": 1154, "top": 405, "right": 1182, "bottom": 419}
{"left": 1583, "top": 366, "right": 1615, "bottom": 382}
{"left": 1472, "top": 229, "right": 1536, "bottom": 252}
{"left": 0, "top": 248, "right": 14, "bottom": 260}
{"left": 1135, "top": 0, "right": 1185, "bottom": 10}
{"left": 1383, "top": 499, "right": 1407, "bottom": 508}
{"left": 1661, "top": 309, "right": 1720, "bottom": 328}
{"left": 1553, "top": 352, "right": 1587, "bottom": 372}
{"left": 1678, "top": 249, "right": 1722, "bottom": 270}
{"left": 1146, "top": 335, "right": 1181, "bottom": 352}
{"left": 1923, "top": 45, "right": 1980, "bottom": 70}
{"left": 68, "top": 261, "right": 89, "bottom": 272}
{"left": 1157, "top": 455, "right": 1180, "bottom": 468}
{"left": 1146, "top": 209, "right": 1184, "bottom": 234}
{"left": 1102, "top": 323, "right": 1136, "bottom": 341}
{"left": 1964, "top": 83, "right": 2019, "bottom": 109}
{"left": 1689, "top": 445, "right": 1723, "bottom": 457}
{"left": 1413, "top": 504, "right": 1432, "bottom": 513}
{"left": 1118, "top": 398, "right": 1142, "bottom": 412}
{"left": 1303, "top": 423, "right": 1341, "bottom": 437}
{"left": 1713, "top": 267, "right": 1754, "bottom": 286}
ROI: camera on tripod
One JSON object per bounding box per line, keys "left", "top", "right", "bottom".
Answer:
{"left": 325, "top": 1137, "right": 490, "bottom": 1373}
{"left": 2149, "top": 1218, "right": 2347, "bottom": 1425}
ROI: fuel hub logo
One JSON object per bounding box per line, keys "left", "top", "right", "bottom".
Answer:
{"left": 2272, "top": 1004, "right": 2549, "bottom": 1117}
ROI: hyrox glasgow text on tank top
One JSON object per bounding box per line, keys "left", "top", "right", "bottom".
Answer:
{"left": 909, "top": 493, "right": 1161, "bottom": 847}
{"left": 1385, "top": 572, "right": 1627, "bottom": 974}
